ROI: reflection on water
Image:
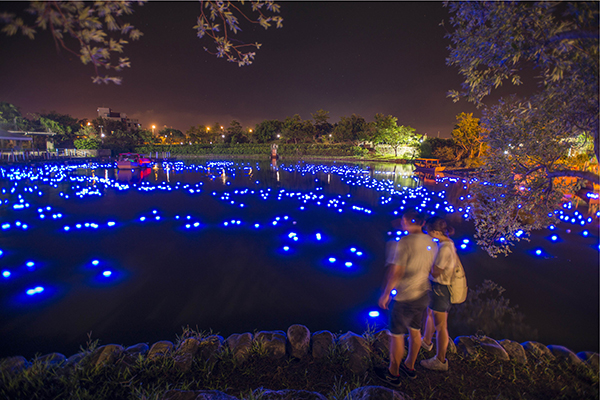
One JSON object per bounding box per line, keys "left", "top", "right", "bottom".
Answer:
{"left": 0, "top": 158, "right": 596, "bottom": 359}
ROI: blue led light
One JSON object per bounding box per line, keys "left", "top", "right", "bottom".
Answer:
{"left": 26, "top": 286, "right": 44, "bottom": 296}
{"left": 91, "top": 260, "right": 100, "bottom": 266}
{"left": 283, "top": 246, "right": 290, "bottom": 251}
{"left": 328, "top": 257, "right": 336, "bottom": 263}
{"left": 460, "top": 244, "right": 467, "bottom": 249}
{"left": 582, "top": 230, "right": 589, "bottom": 237}
{"left": 316, "top": 233, "right": 322, "bottom": 240}
{"left": 102, "top": 270, "right": 112, "bottom": 277}
{"left": 345, "top": 262, "right": 353, "bottom": 267}
{"left": 368, "top": 311, "right": 380, "bottom": 318}
{"left": 2, "top": 270, "right": 10, "bottom": 278}
{"left": 535, "top": 249, "right": 542, "bottom": 256}
{"left": 350, "top": 247, "right": 357, "bottom": 253}
{"left": 391, "top": 289, "right": 397, "bottom": 296}
{"left": 26, "top": 261, "right": 35, "bottom": 268}
{"left": 107, "top": 221, "right": 116, "bottom": 227}
{"left": 551, "top": 235, "right": 558, "bottom": 241}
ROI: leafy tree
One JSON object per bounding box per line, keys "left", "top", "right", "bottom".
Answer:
{"left": 0, "top": 102, "right": 28, "bottom": 130}
{"left": 311, "top": 109, "right": 333, "bottom": 142}
{"left": 103, "top": 128, "right": 150, "bottom": 153}
{"left": 211, "top": 123, "right": 226, "bottom": 143}
{"left": 186, "top": 125, "right": 213, "bottom": 144}
{"left": 372, "top": 114, "right": 420, "bottom": 158}
{"left": 446, "top": 1, "right": 599, "bottom": 256}
{"left": 0, "top": 1, "right": 282, "bottom": 84}
{"left": 77, "top": 124, "right": 99, "bottom": 139}
{"left": 253, "top": 119, "right": 281, "bottom": 143}
{"left": 30, "top": 113, "right": 77, "bottom": 147}
{"left": 159, "top": 127, "right": 185, "bottom": 144}
{"left": 282, "top": 115, "right": 314, "bottom": 144}
{"left": 332, "top": 114, "right": 371, "bottom": 146}
{"left": 225, "top": 120, "right": 248, "bottom": 143}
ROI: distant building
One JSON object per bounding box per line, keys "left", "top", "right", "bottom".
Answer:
{"left": 97, "top": 107, "right": 141, "bottom": 131}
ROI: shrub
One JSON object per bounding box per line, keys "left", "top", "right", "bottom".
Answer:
{"left": 74, "top": 138, "right": 101, "bottom": 150}
{"left": 449, "top": 279, "right": 538, "bottom": 342}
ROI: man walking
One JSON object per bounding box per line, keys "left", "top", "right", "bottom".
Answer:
{"left": 376, "top": 209, "right": 437, "bottom": 385}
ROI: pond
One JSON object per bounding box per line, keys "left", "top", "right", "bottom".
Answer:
{"left": 0, "top": 158, "right": 597, "bottom": 359}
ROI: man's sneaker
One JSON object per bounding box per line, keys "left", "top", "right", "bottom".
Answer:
{"left": 398, "top": 362, "right": 417, "bottom": 379}
{"left": 420, "top": 355, "right": 449, "bottom": 371}
{"left": 421, "top": 339, "right": 433, "bottom": 352}
{"left": 374, "top": 366, "right": 401, "bottom": 387}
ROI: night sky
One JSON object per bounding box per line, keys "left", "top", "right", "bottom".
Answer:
{"left": 0, "top": 1, "right": 483, "bottom": 137}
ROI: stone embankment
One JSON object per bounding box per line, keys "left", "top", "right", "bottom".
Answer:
{"left": 1, "top": 324, "right": 598, "bottom": 400}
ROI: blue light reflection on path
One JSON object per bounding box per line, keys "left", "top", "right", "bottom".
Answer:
{"left": 0, "top": 159, "right": 597, "bottom": 359}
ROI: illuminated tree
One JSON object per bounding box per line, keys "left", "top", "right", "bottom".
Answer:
{"left": 372, "top": 113, "right": 421, "bottom": 158}
{"left": 446, "top": 1, "right": 599, "bottom": 256}
{"left": 0, "top": 1, "right": 282, "bottom": 84}
{"left": 451, "top": 112, "right": 487, "bottom": 162}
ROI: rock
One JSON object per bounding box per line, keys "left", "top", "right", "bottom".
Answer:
{"left": 348, "top": 385, "right": 412, "bottom": 400}
{"left": 339, "top": 331, "right": 371, "bottom": 374}
{"left": 522, "top": 341, "right": 555, "bottom": 362}
{"left": 148, "top": 341, "right": 174, "bottom": 361}
{"left": 254, "top": 331, "right": 287, "bottom": 359}
{"left": 65, "top": 352, "right": 86, "bottom": 368}
{"left": 0, "top": 356, "right": 29, "bottom": 374}
{"left": 174, "top": 338, "right": 200, "bottom": 372}
{"left": 577, "top": 351, "right": 599, "bottom": 371}
{"left": 547, "top": 345, "right": 582, "bottom": 365}
{"left": 498, "top": 340, "right": 527, "bottom": 364}
{"left": 117, "top": 343, "right": 149, "bottom": 368}
{"left": 255, "top": 389, "right": 327, "bottom": 400}
{"left": 478, "top": 337, "right": 509, "bottom": 361}
{"left": 447, "top": 336, "right": 457, "bottom": 354}
{"left": 428, "top": 333, "right": 457, "bottom": 354}
{"left": 126, "top": 343, "right": 150, "bottom": 357}
{"left": 226, "top": 333, "right": 253, "bottom": 363}
{"left": 454, "top": 336, "right": 478, "bottom": 357}
{"left": 199, "top": 335, "right": 224, "bottom": 362}
{"left": 89, "top": 344, "right": 124, "bottom": 367}
{"left": 373, "top": 330, "right": 391, "bottom": 358}
{"left": 38, "top": 352, "right": 66, "bottom": 367}
{"left": 311, "top": 330, "right": 335, "bottom": 359}
{"left": 161, "top": 389, "right": 239, "bottom": 400}
{"left": 287, "top": 324, "right": 311, "bottom": 359}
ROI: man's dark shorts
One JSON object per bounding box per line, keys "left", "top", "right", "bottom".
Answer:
{"left": 429, "top": 281, "right": 451, "bottom": 313}
{"left": 389, "top": 293, "right": 429, "bottom": 335}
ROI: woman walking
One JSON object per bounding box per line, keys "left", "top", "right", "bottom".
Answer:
{"left": 420, "top": 216, "right": 456, "bottom": 371}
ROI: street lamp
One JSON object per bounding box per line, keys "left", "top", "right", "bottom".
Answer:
{"left": 152, "top": 125, "right": 156, "bottom": 135}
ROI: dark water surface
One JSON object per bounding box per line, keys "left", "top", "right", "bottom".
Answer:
{"left": 0, "top": 159, "right": 597, "bottom": 358}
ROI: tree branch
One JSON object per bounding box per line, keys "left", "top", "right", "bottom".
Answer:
{"left": 548, "top": 169, "right": 599, "bottom": 182}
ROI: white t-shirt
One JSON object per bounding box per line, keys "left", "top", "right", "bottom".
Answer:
{"left": 389, "top": 232, "right": 437, "bottom": 301}
{"left": 430, "top": 240, "right": 456, "bottom": 285}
